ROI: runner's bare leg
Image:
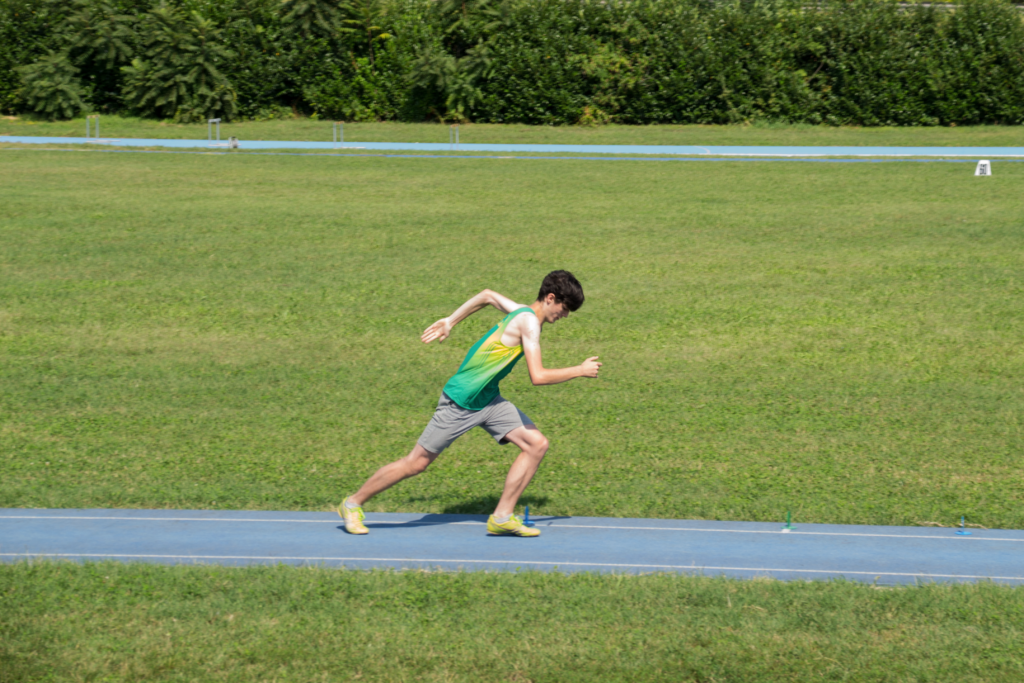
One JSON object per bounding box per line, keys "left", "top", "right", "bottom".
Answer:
{"left": 493, "top": 425, "right": 549, "bottom": 518}
{"left": 349, "top": 444, "right": 438, "bottom": 506}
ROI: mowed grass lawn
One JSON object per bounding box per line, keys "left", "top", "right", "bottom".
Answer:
{"left": 3, "top": 562, "right": 1023, "bottom": 683}
{"left": 3, "top": 145, "right": 1024, "bottom": 683}
{"left": 1, "top": 148, "right": 1022, "bottom": 528}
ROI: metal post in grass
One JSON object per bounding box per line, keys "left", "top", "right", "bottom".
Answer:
{"left": 208, "top": 118, "right": 221, "bottom": 144}
{"left": 86, "top": 114, "right": 99, "bottom": 140}
{"left": 333, "top": 121, "right": 344, "bottom": 148}
{"left": 449, "top": 123, "right": 459, "bottom": 150}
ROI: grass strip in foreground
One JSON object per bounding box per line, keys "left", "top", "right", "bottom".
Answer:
{"left": 2, "top": 562, "right": 1023, "bottom": 682}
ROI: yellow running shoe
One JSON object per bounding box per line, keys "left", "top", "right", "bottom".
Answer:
{"left": 338, "top": 497, "right": 368, "bottom": 535}
{"left": 487, "top": 514, "right": 541, "bottom": 537}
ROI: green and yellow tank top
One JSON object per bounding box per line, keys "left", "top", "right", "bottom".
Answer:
{"left": 443, "top": 307, "right": 535, "bottom": 410}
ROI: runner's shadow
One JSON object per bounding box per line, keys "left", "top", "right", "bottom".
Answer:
{"left": 335, "top": 513, "right": 486, "bottom": 532}
{"left": 337, "top": 495, "right": 567, "bottom": 531}
{"left": 339, "top": 509, "right": 572, "bottom": 533}
{"left": 362, "top": 513, "right": 485, "bottom": 529}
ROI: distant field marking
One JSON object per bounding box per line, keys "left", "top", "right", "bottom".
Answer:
{"left": 6, "top": 147, "right": 1024, "bottom": 164}
{"left": 6, "top": 136, "right": 1024, "bottom": 157}
{"left": 3, "top": 514, "right": 1022, "bottom": 543}
{"left": 2, "top": 552, "right": 1022, "bottom": 581}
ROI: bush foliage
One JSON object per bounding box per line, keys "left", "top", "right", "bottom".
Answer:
{"left": 119, "top": 6, "right": 237, "bottom": 121}
{"left": 2, "top": 0, "right": 1023, "bottom": 124}
{"left": 15, "top": 50, "right": 87, "bottom": 119}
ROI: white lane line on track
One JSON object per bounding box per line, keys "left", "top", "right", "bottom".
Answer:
{"left": 1, "top": 552, "right": 1022, "bottom": 581}
{"left": 543, "top": 523, "right": 1024, "bottom": 543}
{"left": 3, "top": 515, "right": 1022, "bottom": 543}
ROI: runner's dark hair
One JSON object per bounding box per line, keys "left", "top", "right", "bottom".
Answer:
{"left": 537, "top": 270, "right": 585, "bottom": 311}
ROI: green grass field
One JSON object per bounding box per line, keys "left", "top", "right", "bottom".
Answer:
{"left": 2, "top": 135, "right": 1023, "bottom": 681}
{"left": 2, "top": 146, "right": 1021, "bottom": 527}
{"left": 3, "top": 562, "right": 1023, "bottom": 683}
{"left": 4, "top": 115, "right": 1024, "bottom": 147}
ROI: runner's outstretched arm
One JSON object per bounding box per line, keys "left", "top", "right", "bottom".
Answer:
{"left": 421, "top": 289, "right": 521, "bottom": 344}
{"left": 520, "top": 313, "right": 601, "bottom": 385}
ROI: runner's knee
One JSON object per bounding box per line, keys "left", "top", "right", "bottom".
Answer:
{"left": 405, "top": 453, "right": 434, "bottom": 475}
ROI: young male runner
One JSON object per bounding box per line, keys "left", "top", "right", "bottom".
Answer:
{"left": 339, "top": 270, "right": 601, "bottom": 537}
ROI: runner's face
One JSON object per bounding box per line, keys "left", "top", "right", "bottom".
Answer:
{"left": 547, "top": 301, "right": 570, "bottom": 324}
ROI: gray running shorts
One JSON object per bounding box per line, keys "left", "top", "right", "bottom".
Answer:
{"left": 417, "top": 392, "right": 534, "bottom": 455}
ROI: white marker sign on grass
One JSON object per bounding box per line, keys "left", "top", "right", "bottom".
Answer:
{"left": 975, "top": 160, "right": 992, "bottom": 176}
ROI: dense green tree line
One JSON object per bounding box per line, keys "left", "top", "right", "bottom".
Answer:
{"left": 2, "top": 0, "right": 1023, "bottom": 125}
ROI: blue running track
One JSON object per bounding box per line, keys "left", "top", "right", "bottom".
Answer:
{"left": 2, "top": 509, "right": 1022, "bottom": 585}
{"left": 4, "top": 135, "right": 1024, "bottom": 157}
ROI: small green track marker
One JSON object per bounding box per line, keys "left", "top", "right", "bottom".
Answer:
{"left": 781, "top": 510, "right": 796, "bottom": 532}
